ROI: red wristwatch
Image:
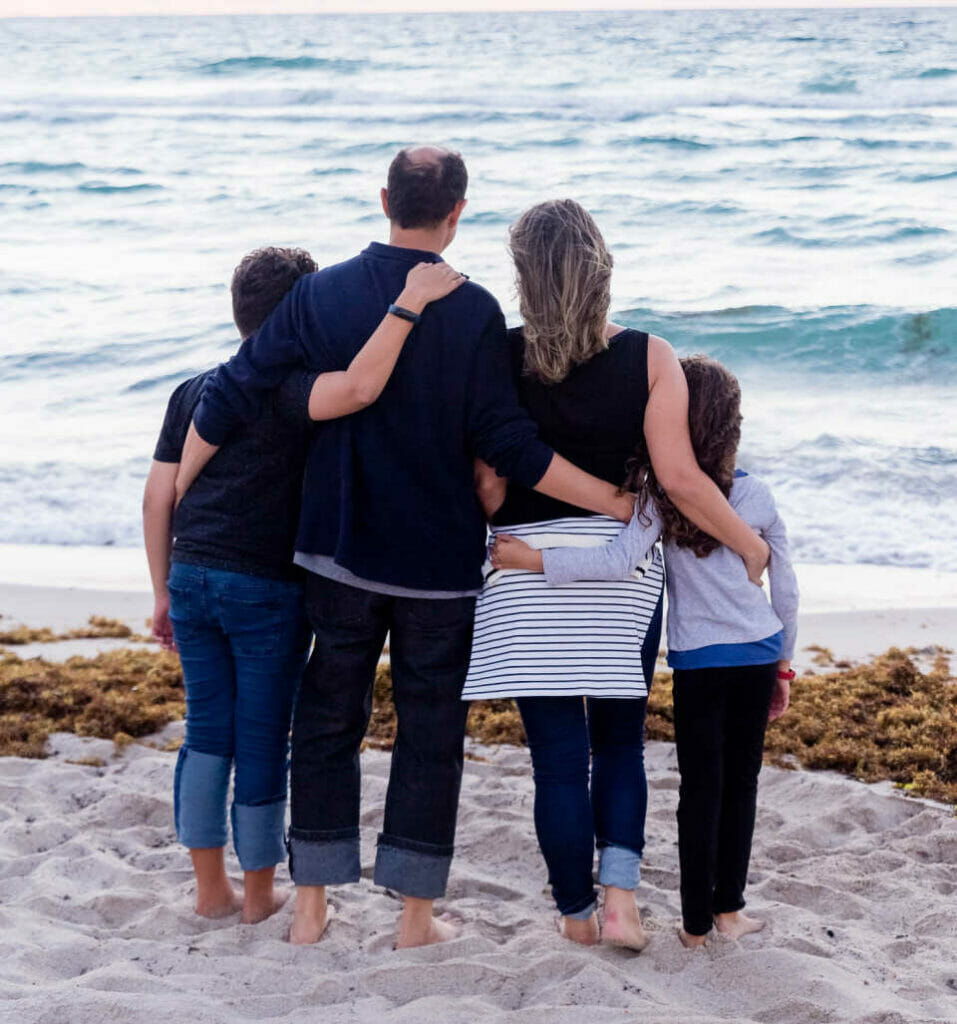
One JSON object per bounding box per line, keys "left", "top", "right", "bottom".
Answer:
{"left": 777, "top": 668, "right": 796, "bottom": 681}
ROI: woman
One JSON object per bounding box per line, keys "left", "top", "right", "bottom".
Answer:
{"left": 463, "top": 200, "right": 768, "bottom": 950}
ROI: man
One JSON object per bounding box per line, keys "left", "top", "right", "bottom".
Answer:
{"left": 183, "top": 146, "right": 633, "bottom": 948}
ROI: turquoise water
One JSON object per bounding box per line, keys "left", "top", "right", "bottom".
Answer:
{"left": 0, "top": 9, "right": 955, "bottom": 569}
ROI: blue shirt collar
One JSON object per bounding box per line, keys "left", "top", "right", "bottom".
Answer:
{"left": 363, "top": 241, "right": 443, "bottom": 264}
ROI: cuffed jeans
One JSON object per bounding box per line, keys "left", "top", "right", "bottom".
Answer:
{"left": 516, "top": 592, "right": 663, "bottom": 918}
{"left": 168, "top": 563, "right": 311, "bottom": 871}
{"left": 288, "top": 574, "right": 475, "bottom": 900}
{"left": 672, "top": 662, "right": 777, "bottom": 936}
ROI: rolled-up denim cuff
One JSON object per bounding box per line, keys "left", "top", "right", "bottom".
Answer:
{"left": 373, "top": 833, "right": 453, "bottom": 899}
{"left": 174, "top": 747, "right": 230, "bottom": 850}
{"left": 598, "top": 843, "right": 641, "bottom": 891}
{"left": 287, "top": 828, "right": 360, "bottom": 886}
{"left": 565, "top": 900, "right": 598, "bottom": 921}
{"left": 232, "top": 799, "right": 286, "bottom": 872}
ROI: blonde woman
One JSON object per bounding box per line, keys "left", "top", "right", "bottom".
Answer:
{"left": 463, "top": 200, "right": 769, "bottom": 950}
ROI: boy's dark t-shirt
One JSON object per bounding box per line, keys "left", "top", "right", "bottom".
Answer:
{"left": 153, "top": 369, "right": 316, "bottom": 581}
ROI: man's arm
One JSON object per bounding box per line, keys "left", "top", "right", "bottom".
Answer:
{"left": 645, "top": 335, "right": 769, "bottom": 583}
{"left": 192, "top": 276, "right": 315, "bottom": 447}
{"left": 466, "top": 312, "right": 633, "bottom": 523}
{"left": 142, "top": 460, "right": 178, "bottom": 651}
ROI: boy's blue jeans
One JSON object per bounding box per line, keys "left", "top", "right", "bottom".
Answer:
{"left": 168, "top": 563, "right": 311, "bottom": 872}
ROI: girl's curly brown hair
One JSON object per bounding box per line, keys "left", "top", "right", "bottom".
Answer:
{"left": 627, "top": 355, "right": 742, "bottom": 558}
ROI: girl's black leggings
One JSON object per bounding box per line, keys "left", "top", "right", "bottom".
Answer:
{"left": 672, "top": 662, "right": 777, "bottom": 936}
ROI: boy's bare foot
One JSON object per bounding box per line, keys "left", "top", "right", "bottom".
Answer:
{"left": 395, "top": 896, "right": 459, "bottom": 949}
{"left": 289, "top": 886, "right": 331, "bottom": 945}
{"left": 714, "top": 911, "right": 765, "bottom": 939}
{"left": 242, "top": 887, "right": 289, "bottom": 925}
{"left": 241, "top": 866, "right": 288, "bottom": 925}
{"left": 678, "top": 927, "right": 708, "bottom": 949}
{"left": 601, "top": 886, "right": 648, "bottom": 952}
{"left": 559, "top": 913, "right": 601, "bottom": 946}
{"left": 195, "top": 885, "right": 242, "bottom": 919}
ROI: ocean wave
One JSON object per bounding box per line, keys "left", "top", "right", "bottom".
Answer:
{"left": 916, "top": 67, "right": 957, "bottom": 79}
{"left": 802, "top": 75, "right": 858, "bottom": 94}
{"left": 749, "top": 224, "right": 947, "bottom": 248}
{"left": 615, "top": 305, "right": 957, "bottom": 377}
{"left": 0, "top": 161, "right": 86, "bottom": 174}
{"left": 76, "top": 181, "right": 162, "bottom": 194}
{"left": 196, "top": 55, "right": 367, "bottom": 75}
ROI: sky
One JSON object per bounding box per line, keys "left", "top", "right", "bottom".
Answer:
{"left": 4, "top": 0, "right": 956, "bottom": 16}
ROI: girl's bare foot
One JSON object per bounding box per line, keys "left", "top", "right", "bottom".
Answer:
{"left": 601, "top": 886, "right": 648, "bottom": 952}
{"left": 678, "top": 927, "right": 708, "bottom": 949}
{"left": 559, "top": 913, "right": 600, "bottom": 946}
{"left": 289, "top": 886, "right": 331, "bottom": 945}
{"left": 714, "top": 911, "right": 765, "bottom": 939}
{"left": 396, "top": 896, "right": 459, "bottom": 949}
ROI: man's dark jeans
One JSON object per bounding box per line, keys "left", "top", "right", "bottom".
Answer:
{"left": 288, "top": 574, "right": 476, "bottom": 899}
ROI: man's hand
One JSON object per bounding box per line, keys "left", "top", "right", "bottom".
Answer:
{"left": 490, "top": 535, "right": 544, "bottom": 573}
{"left": 151, "top": 593, "right": 177, "bottom": 652}
{"left": 175, "top": 421, "right": 220, "bottom": 506}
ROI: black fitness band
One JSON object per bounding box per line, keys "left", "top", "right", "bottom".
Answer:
{"left": 387, "top": 303, "right": 421, "bottom": 325}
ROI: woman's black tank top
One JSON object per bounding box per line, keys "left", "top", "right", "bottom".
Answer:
{"left": 493, "top": 326, "right": 650, "bottom": 527}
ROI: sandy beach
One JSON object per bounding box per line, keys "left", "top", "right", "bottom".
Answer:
{"left": 1, "top": 550, "right": 955, "bottom": 1023}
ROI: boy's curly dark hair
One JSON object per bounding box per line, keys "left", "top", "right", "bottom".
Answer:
{"left": 231, "top": 246, "right": 318, "bottom": 339}
{"left": 627, "top": 354, "right": 742, "bottom": 558}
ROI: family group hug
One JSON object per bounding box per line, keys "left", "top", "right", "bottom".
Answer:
{"left": 142, "top": 145, "right": 799, "bottom": 953}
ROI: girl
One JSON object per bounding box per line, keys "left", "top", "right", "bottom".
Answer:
{"left": 491, "top": 355, "right": 797, "bottom": 947}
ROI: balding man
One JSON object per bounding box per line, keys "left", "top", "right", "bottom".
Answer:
{"left": 187, "top": 146, "right": 632, "bottom": 948}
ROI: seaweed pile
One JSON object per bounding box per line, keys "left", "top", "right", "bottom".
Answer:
{"left": 2, "top": 641, "right": 954, "bottom": 806}
{"left": 0, "top": 615, "right": 148, "bottom": 645}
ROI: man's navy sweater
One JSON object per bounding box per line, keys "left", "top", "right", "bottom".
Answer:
{"left": 193, "top": 241, "right": 554, "bottom": 593}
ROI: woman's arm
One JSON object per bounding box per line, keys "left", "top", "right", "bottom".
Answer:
{"left": 142, "top": 460, "right": 179, "bottom": 651}
{"left": 308, "top": 261, "right": 465, "bottom": 420}
{"left": 474, "top": 458, "right": 507, "bottom": 520}
{"left": 645, "top": 335, "right": 769, "bottom": 584}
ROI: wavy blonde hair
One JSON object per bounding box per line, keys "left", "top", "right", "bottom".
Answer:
{"left": 509, "top": 199, "right": 613, "bottom": 384}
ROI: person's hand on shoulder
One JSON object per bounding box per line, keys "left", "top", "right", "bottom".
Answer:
{"left": 397, "top": 261, "right": 466, "bottom": 314}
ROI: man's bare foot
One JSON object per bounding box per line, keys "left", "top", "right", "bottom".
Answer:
{"left": 559, "top": 913, "right": 600, "bottom": 946}
{"left": 601, "top": 887, "right": 648, "bottom": 952}
{"left": 395, "top": 896, "right": 459, "bottom": 949}
{"left": 242, "top": 887, "right": 290, "bottom": 925}
{"left": 396, "top": 915, "right": 459, "bottom": 949}
{"left": 678, "top": 927, "right": 708, "bottom": 949}
{"left": 714, "top": 911, "right": 765, "bottom": 939}
{"left": 195, "top": 884, "right": 242, "bottom": 919}
{"left": 289, "top": 886, "right": 331, "bottom": 945}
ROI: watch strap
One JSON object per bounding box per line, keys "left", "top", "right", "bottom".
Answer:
{"left": 387, "top": 303, "right": 421, "bottom": 325}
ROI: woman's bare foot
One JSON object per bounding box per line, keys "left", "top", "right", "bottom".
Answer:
{"left": 289, "top": 885, "right": 331, "bottom": 945}
{"left": 559, "top": 913, "right": 600, "bottom": 946}
{"left": 195, "top": 884, "right": 242, "bottom": 919}
{"left": 396, "top": 896, "right": 459, "bottom": 949}
{"left": 678, "top": 927, "right": 708, "bottom": 949}
{"left": 714, "top": 911, "right": 765, "bottom": 939}
{"left": 601, "top": 886, "right": 648, "bottom": 952}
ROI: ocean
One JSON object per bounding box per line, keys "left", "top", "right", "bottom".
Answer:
{"left": 0, "top": 8, "right": 955, "bottom": 572}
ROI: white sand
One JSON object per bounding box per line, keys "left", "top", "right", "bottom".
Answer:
{"left": 1, "top": 728, "right": 955, "bottom": 1024}
{"left": 2, "top": 572, "right": 956, "bottom": 1022}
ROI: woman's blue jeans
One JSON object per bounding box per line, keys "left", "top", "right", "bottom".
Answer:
{"left": 516, "top": 593, "right": 662, "bottom": 918}
{"left": 168, "top": 563, "right": 311, "bottom": 872}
